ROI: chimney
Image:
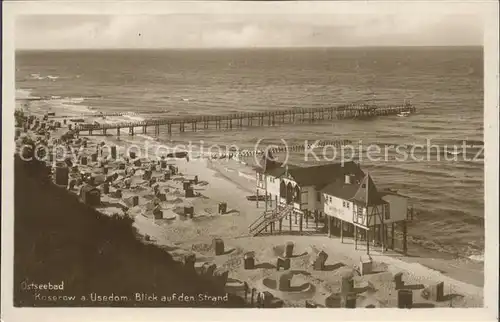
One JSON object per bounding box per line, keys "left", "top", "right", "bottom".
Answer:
{"left": 345, "top": 174, "right": 352, "bottom": 184}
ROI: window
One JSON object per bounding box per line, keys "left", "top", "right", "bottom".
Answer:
{"left": 302, "top": 191, "right": 308, "bottom": 205}
{"left": 362, "top": 184, "right": 366, "bottom": 188}
{"left": 346, "top": 202, "right": 350, "bottom": 209}
{"left": 317, "top": 192, "right": 321, "bottom": 202}
{"left": 356, "top": 206, "right": 364, "bottom": 224}
{"left": 342, "top": 201, "right": 345, "bottom": 207}
{"left": 257, "top": 174, "right": 264, "bottom": 188}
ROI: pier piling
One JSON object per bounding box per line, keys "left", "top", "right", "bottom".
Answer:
{"left": 75, "top": 103, "right": 416, "bottom": 136}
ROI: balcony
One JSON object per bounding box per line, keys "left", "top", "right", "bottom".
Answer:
{"left": 353, "top": 214, "right": 367, "bottom": 227}
{"left": 353, "top": 207, "right": 368, "bottom": 227}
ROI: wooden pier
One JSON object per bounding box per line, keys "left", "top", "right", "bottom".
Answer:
{"left": 75, "top": 103, "right": 415, "bottom": 136}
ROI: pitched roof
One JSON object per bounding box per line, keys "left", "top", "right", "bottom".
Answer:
{"left": 352, "top": 174, "right": 386, "bottom": 206}
{"left": 257, "top": 161, "right": 364, "bottom": 187}
{"left": 321, "top": 180, "right": 361, "bottom": 200}
{"left": 323, "top": 173, "right": 386, "bottom": 206}
{"left": 287, "top": 161, "right": 364, "bottom": 187}
{"left": 257, "top": 160, "right": 366, "bottom": 191}
{"left": 255, "top": 160, "right": 299, "bottom": 177}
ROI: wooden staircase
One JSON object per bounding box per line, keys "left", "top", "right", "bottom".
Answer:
{"left": 248, "top": 205, "right": 294, "bottom": 236}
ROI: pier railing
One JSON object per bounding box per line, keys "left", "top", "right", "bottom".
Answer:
{"left": 73, "top": 103, "right": 415, "bottom": 136}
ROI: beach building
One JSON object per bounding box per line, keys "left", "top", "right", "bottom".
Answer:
{"left": 322, "top": 173, "right": 410, "bottom": 254}
{"left": 253, "top": 154, "right": 411, "bottom": 254}
{"left": 256, "top": 158, "right": 364, "bottom": 215}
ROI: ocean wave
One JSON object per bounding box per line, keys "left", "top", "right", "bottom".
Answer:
{"left": 136, "top": 134, "right": 158, "bottom": 142}
{"left": 368, "top": 141, "right": 483, "bottom": 153}
{"left": 16, "top": 88, "right": 34, "bottom": 99}
{"left": 370, "top": 164, "right": 455, "bottom": 179}
{"left": 29, "top": 73, "right": 60, "bottom": 81}
{"left": 60, "top": 97, "right": 85, "bottom": 104}
{"left": 463, "top": 139, "right": 484, "bottom": 146}
{"left": 412, "top": 124, "right": 449, "bottom": 131}
{"left": 121, "top": 114, "right": 146, "bottom": 122}
{"left": 44, "top": 97, "right": 94, "bottom": 115}
{"left": 101, "top": 117, "right": 128, "bottom": 125}
{"left": 406, "top": 234, "right": 484, "bottom": 261}
{"left": 468, "top": 254, "right": 484, "bottom": 262}
{"left": 417, "top": 207, "right": 484, "bottom": 227}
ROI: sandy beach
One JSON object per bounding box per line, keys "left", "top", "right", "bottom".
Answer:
{"left": 13, "top": 105, "right": 484, "bottom": 308}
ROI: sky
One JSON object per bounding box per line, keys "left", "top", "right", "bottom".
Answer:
{"left": 15, "top": 13, "right": 483, "bottom": 49}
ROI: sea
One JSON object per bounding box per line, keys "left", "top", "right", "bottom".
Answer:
{"left": 15, "top": 47, "right": 484, "bottom": 262}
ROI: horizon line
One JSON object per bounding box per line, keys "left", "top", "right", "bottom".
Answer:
{"left": 15, "top": 45, "right": 483, "bottom": 52}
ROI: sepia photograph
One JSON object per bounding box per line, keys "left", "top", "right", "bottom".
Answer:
{"left": 2, "top": 1, "right": 498, "bottom": 321}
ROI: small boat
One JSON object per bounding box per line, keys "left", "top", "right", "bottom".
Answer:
{"left": 397, "top": 111, "right": 411, "bottom": 117}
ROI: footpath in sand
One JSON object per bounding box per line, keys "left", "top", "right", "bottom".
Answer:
{"left": 15, "top": 110, "right": 483, "bottom": 308}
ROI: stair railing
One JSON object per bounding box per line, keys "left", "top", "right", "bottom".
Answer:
{"left": 249, "top": 204, "right": 294, "bottom": 235}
